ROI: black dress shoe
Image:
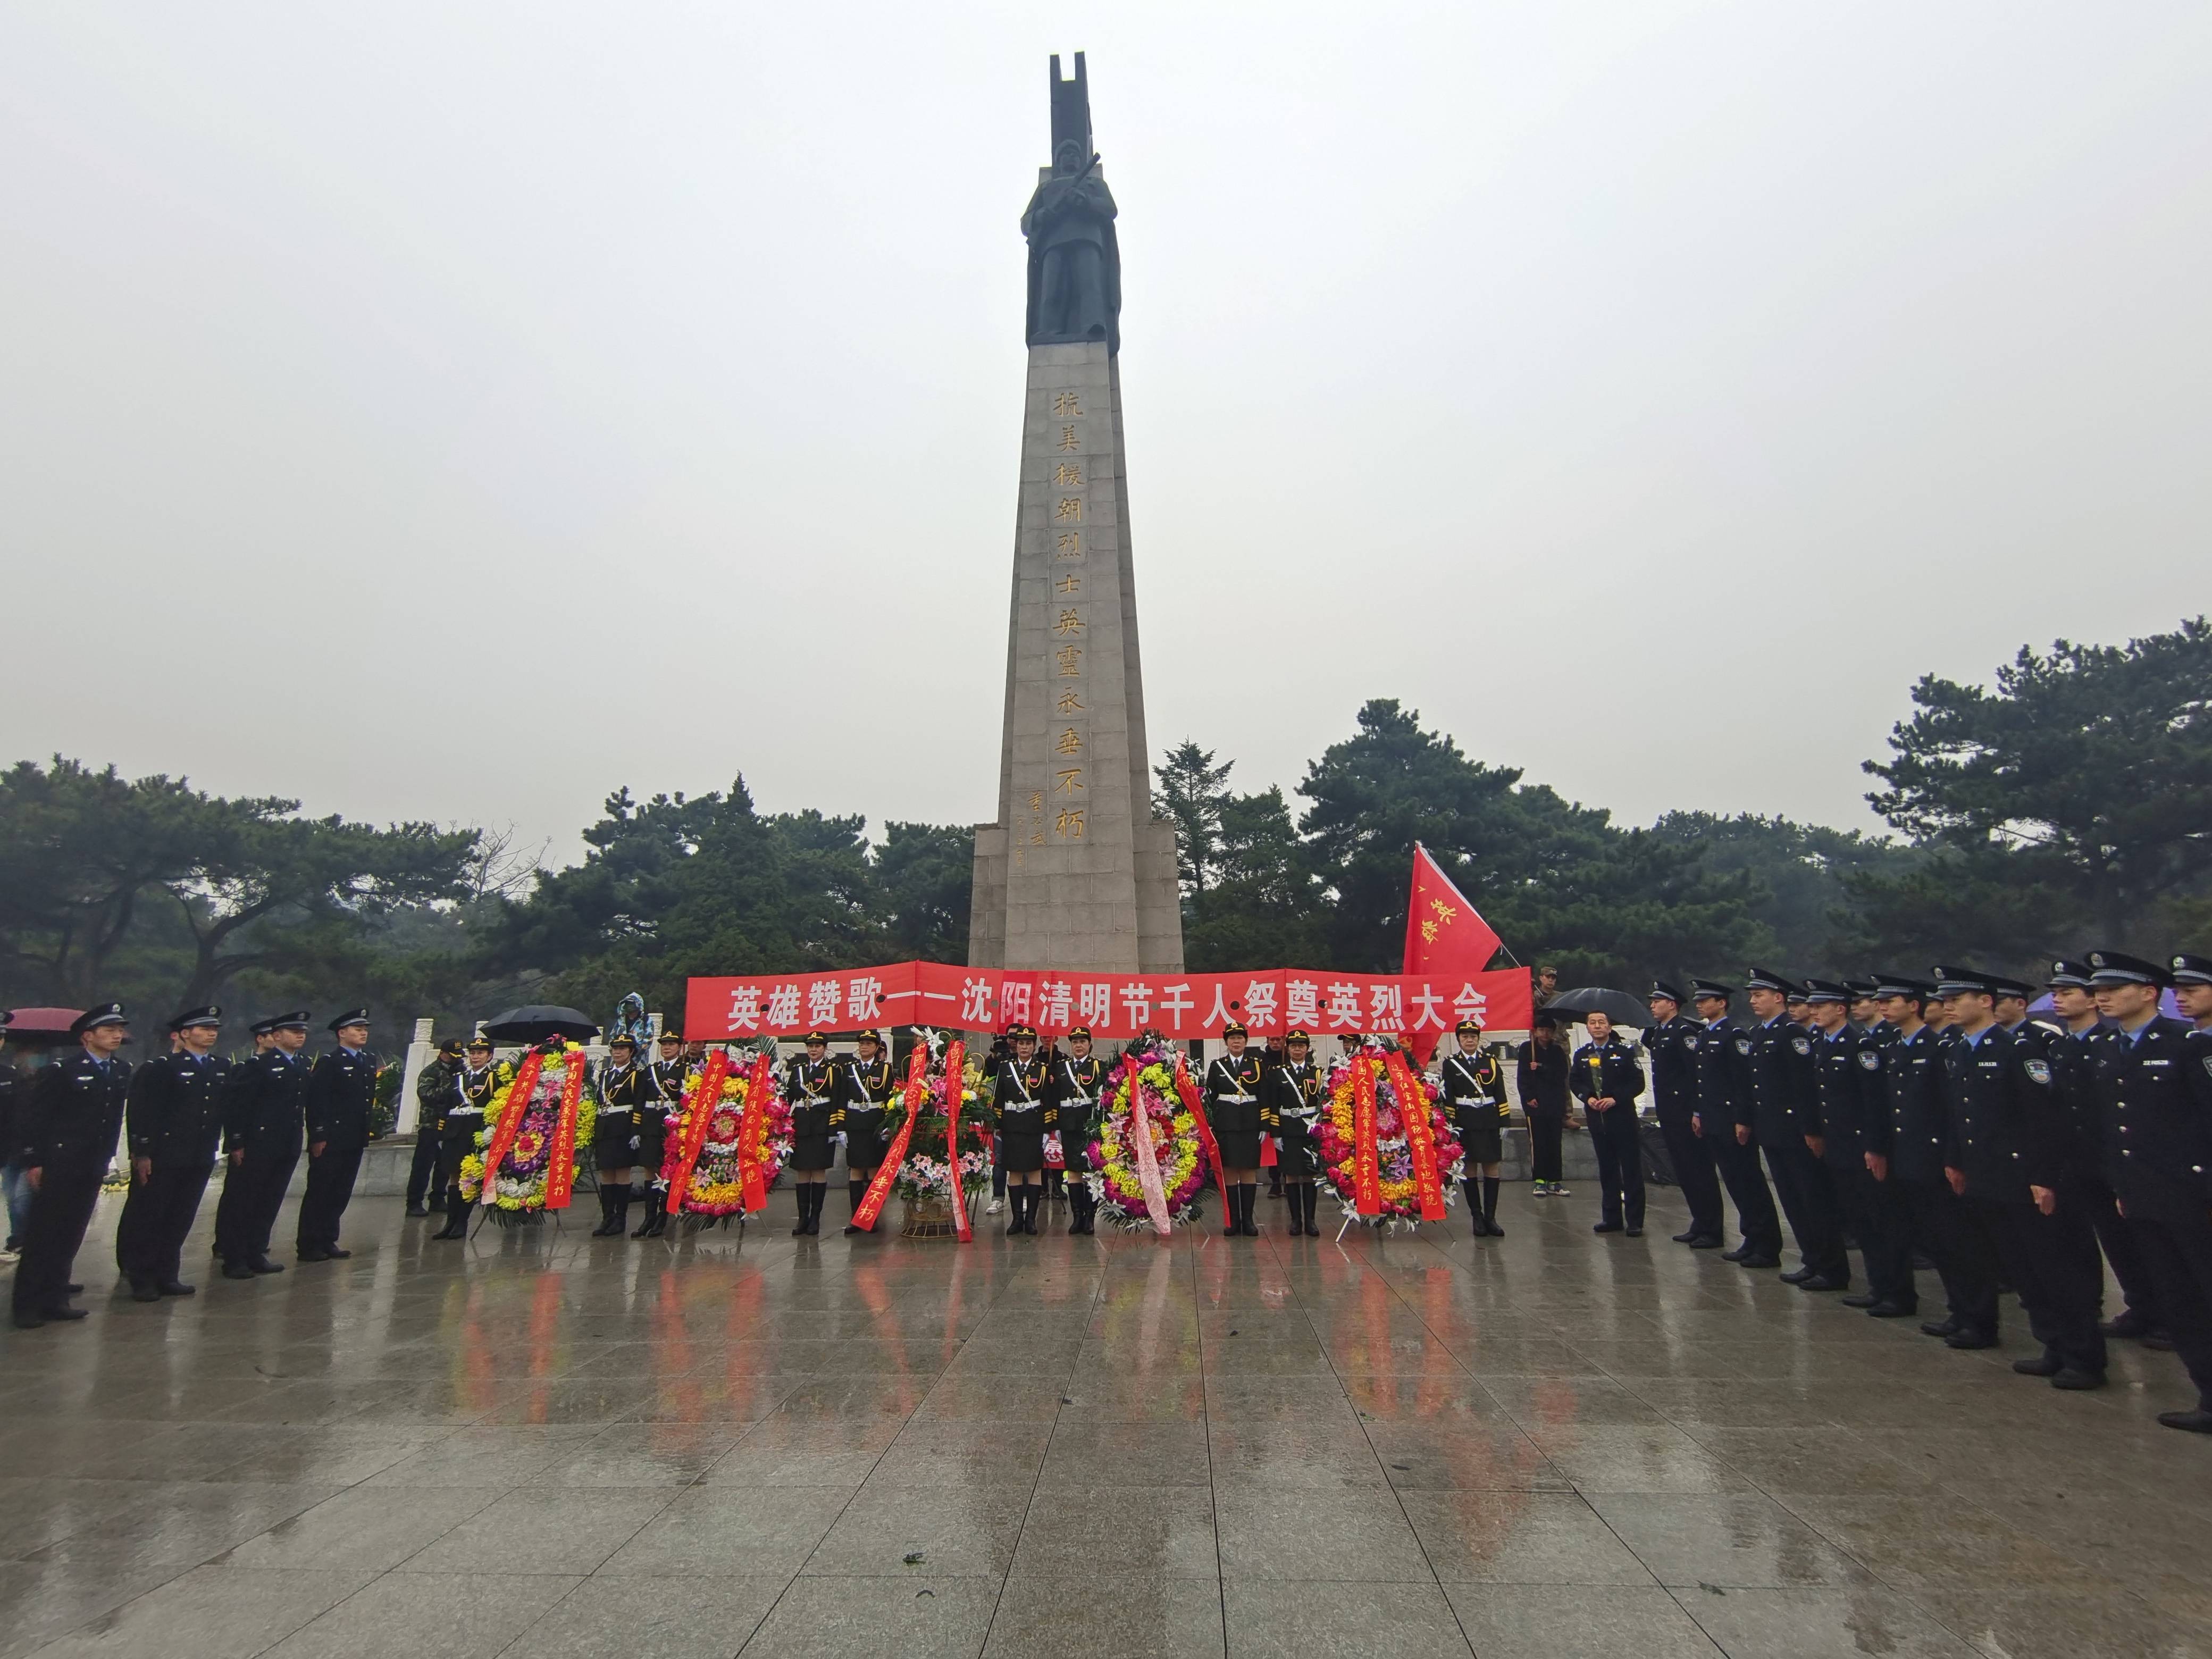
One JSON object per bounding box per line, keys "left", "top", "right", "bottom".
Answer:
{"left": 1671, "top": 1228, "right": 1700, "bottom": 1243}
{"left": 2050, "top": 1368, "right": 2105, "bottom": 1391}
{"left": 1592, "top": 1221, "right": 1623, "bottom": 1234}
{"left": 297, "top": 1249, "right": 332, "bottom": 1262}
{"left": 2013, "top": 1353, "right": 2063, "bottom": 1377}
{"left": 1624, "top": 1227, "right": 1644, "bottom": 1238}
{"left": 2099, "top": 1311, "right": 2154, "bottom": 1339}
{"left": 405, "top": 1204, "right": 430, "bottom": 1218}
{"left": 1686, "top": 1235, "right": 1724, "bottom": 1250}
{"left": 1840, "top": 1293, "right": 1879, "bottom": 1309}
{"left": 1779, "top": 1265, "right": 1814, "bottom": 1284}
{"left": 1735, "top": 1253, "right": 1780, "bottom": 1270}
{"left": 158, "top": 1280, "right": 195, "bottom": 1297}
{"left": 1797, "top": 1276, "right": 1848, "bottom": 1293}
{"left": 2157, "top": 1408, "right": 2212, "bottom": 1434}
{"left": 43, "top": 1305, "right": 89, "bottom": 1321}
{"left": 250, "top": 1258, "right": 284, "bottom": 1274}
{"left": 1303, "top": 1220, "right": 1321, "bottom": 1237}
{"left": 1944, "top": 1329, "right": 1998, "bottom": 1350}
{"left": 1865, "top": 1301, "right": 1916, "bottom": 1318}
{"left": 1720, "top": 1245, "right": 1750, "bottom": 1262}
{"left": 222, "top": 1262, "right": 257, "bottom": 1280}
{"left": 325, "top": 1247, "right": 351, "bottom": 1259}
{"left": 128, "top": 1280, "right": 162, "bottom": 1303}
{"left": 1921, "top": 1317, "right": 1961, "bottom": 1338}
{"left": 65, "top": 1283, "right": 82, "bottom": 1295}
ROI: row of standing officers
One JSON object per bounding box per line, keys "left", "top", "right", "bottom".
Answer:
{"left": 1633, "top": 953, "right": 2212, "bottom": 1437}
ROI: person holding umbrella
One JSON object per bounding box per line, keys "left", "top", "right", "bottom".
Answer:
{"left": 1570, "top": 1010, "right": 1647, "bottom": 1235}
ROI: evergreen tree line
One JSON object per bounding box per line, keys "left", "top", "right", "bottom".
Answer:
{"left": 3, "top": 619, "right": 2206, "bottom": 1037}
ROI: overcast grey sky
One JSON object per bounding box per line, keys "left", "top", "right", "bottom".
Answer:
{"left": 5, "top": 3, "right": 2207, "bottom": 864}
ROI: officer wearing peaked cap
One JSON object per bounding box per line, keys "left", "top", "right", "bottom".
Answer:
{"left": 992, "top": 1025, "right": 1051, "bottom": 1236}
{"left": 114, "top": 1007, "right": 229, "bottom": 1301}
{"left": 1571, "top": 1008, "right": 1647, "bottom": 1236}
{"left": 1744, "top": 969, "right": 1850, "bottom": 1290}
{"left": 1046, "top": 1025, "right": 1109, "bottom": 1235}
{"left": 1207, "top": 1023, "right": 1266, "bottom": 1238}
{"left": 1805, "top": 982, "right": 1916, "bottom": 1317}
{"left": 785, "top": 1032, "right": 839, "bottom": 1236}
{"left": 1436, "top": 1017, "right": 1510, "bottom": 1238}
{"left": 405, "top": 1038, "right": 465, "bottom": 1219}
{"left": 835, "top": 1029, "right": 898, "bottom": 1235}
{"left": 13, "top": 1004, "right": 131, "bottom": 1328}
{"left": 1936, "top": 966, "right": 2107, "bottom": 1389}
{"left": 1847, "top": 980, "right": 1891, "bottom": 1044}
{"left": 297, "top": 1009, "right": 376, "bottom": 1262}
{"left": 2084, "top": 951, "right": 2212, "bottom": 1431}
{"left": 1687, "top": 979, "right": 1782, "bottom": 1266}
{"left": 1869, "top": 976, "right": 2002, "bottom": 1348}
{"left": 214, "top": 1012, "right": 310, "bottom": 1276}
{"left": 1643, "top": 983, "right": 1724, "bottom": 1247}
{"left": 2042, "top": 959, "right": 2169, "bottom": 1347}
{"left": 2172, "top": 953, "right": 2212, "bottom": 1030}
{"left": 1263, "top": 1028, "right": 1329, "bottom": 1236}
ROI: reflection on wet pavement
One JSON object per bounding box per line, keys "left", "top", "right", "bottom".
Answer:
{"left": 2, "top": 1183, "right": 2208, "bottom": 1657}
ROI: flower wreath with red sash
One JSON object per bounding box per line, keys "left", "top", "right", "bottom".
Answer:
{"left": 1315, "top": 1037, "right": 1464, "bottom": 1230}
{"left": 463, "top": 1042, "right": 598, "bottom": 1220}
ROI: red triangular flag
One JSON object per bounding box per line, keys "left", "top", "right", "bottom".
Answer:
{"left": 1403, "top": 844, "right": 1506, "bottom": 1062}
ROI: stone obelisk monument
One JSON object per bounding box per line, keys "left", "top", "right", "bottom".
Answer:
{"left": 968, "top": 53, "right": 1184, "bottom": 974}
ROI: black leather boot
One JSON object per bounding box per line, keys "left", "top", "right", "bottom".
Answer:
{"left": 844, "top": 1179, "right": 870, "bottom": 1236}
{"left": 1481, "top": 1177, "right": 1502, "bottom": 1237}
{"left": 591, "top": 1188, "right": 624, "bottom": 1237}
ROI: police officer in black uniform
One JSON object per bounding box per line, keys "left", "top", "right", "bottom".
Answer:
{"left": 12, "top": 1004, "right": 132, "bottom": 1328}
{"left": 406, "top": 1038, "right": 464, "bottom": 1217}
{"left": 116, "top": 1005, "right": 229, "bottom": 1300}
{"left": 1935, "top": 965, "right": 2105, "bottom": 1389}
{"left": 1437, "top": 1018, "right": 1510, "bottom": 1238}
{"left": 835, "top": 1029, "right": 897, "bottom": 1235}
{"left": 1643, "top": 983, "right": 1723, "bottom": 1247}
{"left": 298, "top": 1009, "right": 376, "bottom": 1262}
{"left": 1848, "top": 980, "right": 1889, "bottom": 1041}
{"left": 1206, "top": 1022, "right": 1266, "bottom": 1238}
{"left": 431, "top": 1035, "right": 504, "bottom": 1238}
{"left": 1261, "top": 1028, "right": 1327, "bottom": 1237}
{"left": 1046, "top": 1025, "right": 1108, "bottom": 1235}
{"left": 634, "top": 1028, "right": 687, "bottom": 1238}
{"left": 1569, "top": 1010, "right": 1647, "bottom": 1236}
{"left": 1689, "top": 979, "right": 1782, "bottom": 1268}
{"left": 1805, "top": 981, "right": 1915, "bottom": 1316}
{"left": 1744, "top": 969, "right": 1849, "bottom": 1290}
{"left": 987, "top": 1025, "right": 1048, "bottom": 1236}
{"left": 214, "top": 1011, "right": 309, "bottom": 1275}
{"left": 1867, "top": 975, "right": 1999, "bottom": 1347}
{"left": 2085, "top": 951, "right": 2212, "bottom": 1431}
{"left": 784, "top": 1032, "right": 839, "bottom": 1236}
{"left": 590, "top": 1034, "right": 648, "bottom": 1236}
{"left": 2042, "top": 959, "right": 2169, "bottom": 1347}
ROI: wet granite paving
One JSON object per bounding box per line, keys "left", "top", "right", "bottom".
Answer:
{"left": 1, "top": 1182, "right": 2207, "bottom": 1658}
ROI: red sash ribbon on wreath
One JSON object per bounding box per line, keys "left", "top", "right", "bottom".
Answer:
{"left": 474, "top": 1050, "right": 544, "bottom": 1206}
{"left": 852, "top": 1042, "right": 931, "bottom": 1232}
{"left": 1171, "top": 1053, "right": 1229, "bottom": 1200}
{"left": 543, "top": 1051, "right": 588, "bottom": 1210}
{"left": 1383, "top": 1046, "right": 1446, "bottom": 1222}
{"left": 663, "top": 1049, "right": 731, "bottom": 1214}
{"left": 1351, "top": 1055, "right": 1384, "bottom": 1216}
{"left": 941, "top": 1041, "right": 970, "bottom": 1241}
{"left": 736, "top": 1051, "right": 774, "bottom": 1212}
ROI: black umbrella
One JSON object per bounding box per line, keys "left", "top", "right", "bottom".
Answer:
{"left": 1540, "top": 987, "right": 1650, "bottom": 1027}
{"left": 481, "top": 1004, "right": 600, "bottom": 1044}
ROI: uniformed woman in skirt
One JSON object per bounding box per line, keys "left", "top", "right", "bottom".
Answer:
{"left": 589, "top": 1035, "right": 647, "bottom": 1236}
{"left": 993, "top": 1025, "right": 1050, "bottom": 1235}
{"left": 1206, "top": 1023, "right": 1266, "bottom": 1237}
{"left": 835, "top": 1029, "right": 896, "bottom": 1235}
{"left": 431, "top": 1036, "right": 504, "bottom": 1239}
{"left": 1438, "top": 1017, "right": 1509, "bottom": 1236}
{"left": 1262, "top": 1028, "right": 1325, "bottom": 1235}
{"left": 784, "top": 1032, "right": 839, "bottom": 1236}
{"left": 632, "top": 1029, "right": 687, "bottom": 1238}
{"left": 1046, "top": 1025, "right": 1106, "bottom": 1234}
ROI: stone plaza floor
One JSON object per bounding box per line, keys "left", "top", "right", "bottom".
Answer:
{"left": 1, "top": 1179, "right": 2208, "bottom": 1659}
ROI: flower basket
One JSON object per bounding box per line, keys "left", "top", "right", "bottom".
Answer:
{"left": 900, "top": 1193, "right": 959, "bottom": 1238}
{"left": 1091, "top": 1043, "right": 1208, "bottom": 1229}
{"left": 1316, "top": 1041, "right": 1465, "bottom": 1231}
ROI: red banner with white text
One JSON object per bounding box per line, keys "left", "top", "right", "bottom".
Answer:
{"left": 685, "top": 963, "right": 1531, "bottom": 1045}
